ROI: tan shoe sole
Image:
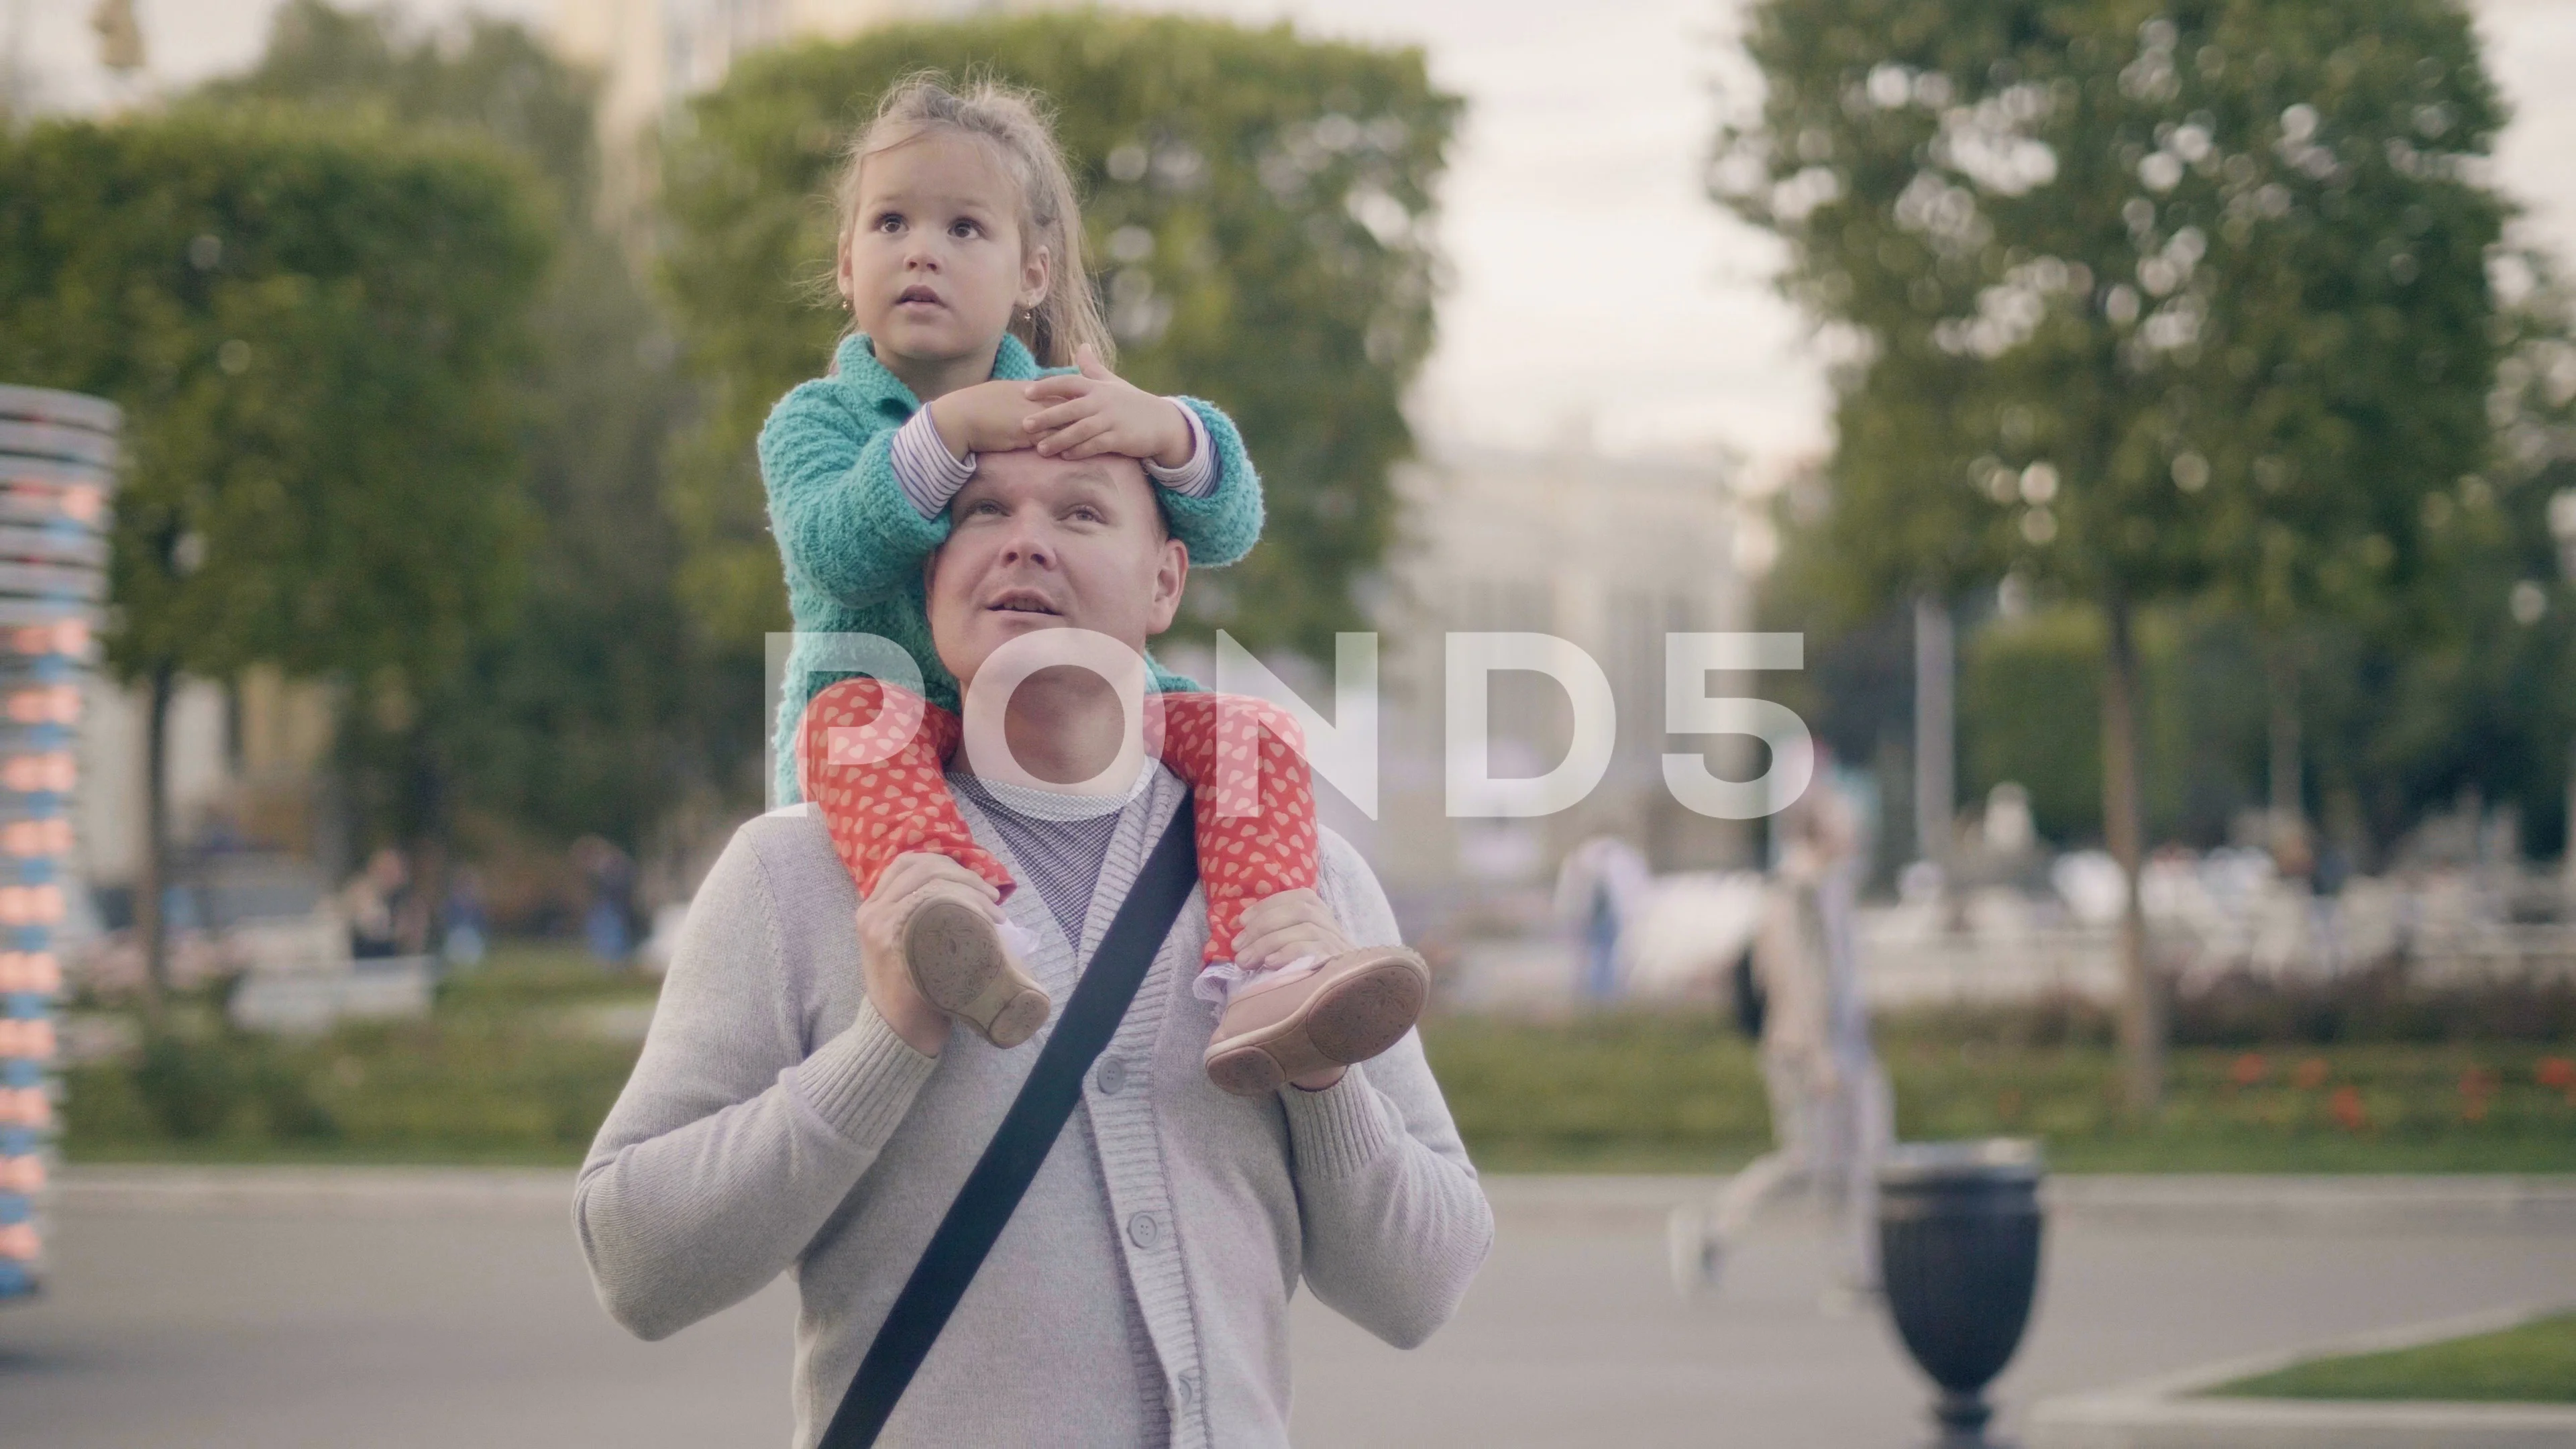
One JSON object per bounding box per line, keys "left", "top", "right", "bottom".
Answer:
{"left": 901, "top": 891, "right": 1050, "bottom": 1049}
{"left": 1202, "top": 948, "right": 1429, "bottom": 1096}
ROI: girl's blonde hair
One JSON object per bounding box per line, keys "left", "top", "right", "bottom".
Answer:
{"left": 833, "top": 74, "right": 1114, "bottom": 370}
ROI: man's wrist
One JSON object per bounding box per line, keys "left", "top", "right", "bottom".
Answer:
{"left": 869, "top": 984, "right": 950, "bottom": 1057}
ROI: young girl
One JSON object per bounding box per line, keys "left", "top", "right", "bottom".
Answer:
{"left": 759, "top": 76, "right": 1426, "bottom": 1095}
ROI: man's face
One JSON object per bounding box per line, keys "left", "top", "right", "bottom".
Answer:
{"left": 924, "top": 448, "right": 1187, "bottom": 694}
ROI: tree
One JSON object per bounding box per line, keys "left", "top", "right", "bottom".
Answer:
{"left": 659, "top": 11, "right": 1460, "bottom": 661}
{"left": 201, "top": 1, "right": 747, "bottom": 879}
{"left": 1715, "top": 0, "right": 2510, "bottom": 1110}
{"left": 0, "top": 111, "right": 549, "bottom": 993}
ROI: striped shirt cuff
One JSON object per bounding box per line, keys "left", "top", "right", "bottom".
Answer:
{"left": 1144, "top": 400, "right": 1220, "bottom": 498}
{"left": 894, "top": 405, "right": 977, "bottom": 519}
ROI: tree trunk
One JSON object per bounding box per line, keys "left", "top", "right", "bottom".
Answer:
{"left": 396, "top": 745, "right": 449, "bottom": 959}
{"left": 2565, "top": 737, "right": 2576, "bottom": 901}
{"left": 2101, "top": 596, "right": 2161, "bottom": 1116}
{"left": 2265, "top": 638, "right": 2302, "bottom": 833}
{"left": 1913, "top": 592, "right": 1955, "bottom": 869}
{"left": 133, "top": 661, "right": 175, "bottom": 1020}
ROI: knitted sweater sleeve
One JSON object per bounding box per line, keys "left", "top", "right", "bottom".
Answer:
{"left": 1279, "top": 833, "right": 1495, "bottom": 1349}
{"left": 573, "top": 815, "right": 938, "bottom": 1342}
{"left": 1162, "top": 396, "right": 1265, "bottom": 570}
{"left": 758, "top": 377, "right": 949, "bottom": 604}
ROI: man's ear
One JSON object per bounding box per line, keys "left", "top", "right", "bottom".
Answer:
{"left": 1146, "top": 537, "right": 1189, "bottom": 635}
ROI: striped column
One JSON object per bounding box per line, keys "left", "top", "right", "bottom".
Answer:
{"left": 0, "top": 384, "right": 119, "bottom": 1303}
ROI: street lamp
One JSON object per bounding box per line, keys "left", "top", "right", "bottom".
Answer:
{"left": 2555, "top": 490, "right": 2576, "bottom": 898}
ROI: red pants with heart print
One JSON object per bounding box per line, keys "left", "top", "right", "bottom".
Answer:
{"left": 797, "top": 676, "right": 1317, "bottom": 971}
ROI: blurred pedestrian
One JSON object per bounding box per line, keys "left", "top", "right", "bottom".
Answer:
{"left": 441, "top": 865, "right": 489, "bottom": 968}
{"left": 1554, "top": 837, "right": 1652, "bottom": 1002}
{"left": 339, "top": 847, "right": 409, "bottom": 961}
{"left": 574, "top": 836, "right": 635, "bottom": 967}
{"left": 1671, "top": 767, "right": 1891, "bottom": 1305}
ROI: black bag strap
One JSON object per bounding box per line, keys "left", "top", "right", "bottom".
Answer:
{"left": 821, "top": 798, "right": 1199, "bottom": 1449}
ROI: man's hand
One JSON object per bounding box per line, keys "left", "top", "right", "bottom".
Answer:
{"left": 1022, "top": 345, "right": 1194, "bottom": 468}
{"left": 926, "top": 379, "right": 1045, "bottom": 461}
{"left": 854, "top": 851, "right": 1006, "bottom": 1057}
{"left": 1231, "top": 889, "right": 1354, "bottom": 1091}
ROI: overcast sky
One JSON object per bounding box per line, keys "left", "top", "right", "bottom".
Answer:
{"left": 11, "top": 0, "right": 2576, "bottom": 487}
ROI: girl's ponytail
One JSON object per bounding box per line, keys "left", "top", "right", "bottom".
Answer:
{"left": 835, "top": 73, "right": 1115, "bottom": 370}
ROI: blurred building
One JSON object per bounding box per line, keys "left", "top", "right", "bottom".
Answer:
{"left": 76, "top": 668, "right": 340, "bottom": 917}
{"left": 1364, "top": 443, "right": 1755, "bottom": 895}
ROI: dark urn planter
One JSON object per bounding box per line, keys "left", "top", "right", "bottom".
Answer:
{"left": 1877, "top": 1138, "right": 2045, "bottom": 1447}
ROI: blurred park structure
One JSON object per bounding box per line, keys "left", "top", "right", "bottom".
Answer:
{"left": 0, "top": 0, "right": 2565, "bottom": 1177}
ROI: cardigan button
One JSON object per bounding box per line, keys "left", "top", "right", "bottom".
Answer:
{"left": 1095, "top": 1057, "right": 1127, "bottom": 1095}
{"left": 1175, "top": 1370, "right": 1199, "bottom": 1407}
{"left": 1127, "top": 1212, "right": 1161, "bottom": 1249}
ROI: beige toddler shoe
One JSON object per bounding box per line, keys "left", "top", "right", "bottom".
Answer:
{"left": 1202, "top": 947, "right": 1430, "bottom": 1096}
{"left": 894, "top": 881, "right": 1051, "bottom": 1049}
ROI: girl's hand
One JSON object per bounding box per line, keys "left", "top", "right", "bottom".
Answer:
{"left": 1229, "top": 889, "right": 1352, "bottom": 975}
{"left": 927, "top": 380, "right": 1045, "bottom": 460}
{"left": 1022, "top": 345, "right": 1195, "bottom": 468}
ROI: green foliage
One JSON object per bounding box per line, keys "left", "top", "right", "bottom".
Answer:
{"left": 2212, "top": 1312, "right": 2576, "bottom": 1403}
{"left": 1717, "top": 0, "right": 2510, "bottom": 620}
{"left": 205, "top": 2, "right": 755, "bottom": 847}
{"left": 1957, "top": 601, "right": 2274, "bottom": 843}
{"left": 1729, "top": 1, "right": 2576, "bottom": 871}
{"left": 0, "top": 109, "right": 549, "bottom": 692}
{"left": 201, "top": 0, "right": 597, "bottom": 200}
{"left": 659, "top": 11, "right": 1460, "bottom": 658}
{"left": 1962, "top": 606, "right": 2110, "bottom": 835}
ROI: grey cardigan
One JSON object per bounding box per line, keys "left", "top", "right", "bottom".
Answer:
{"left": 574, "top": 767, "right": 1493, "bottom": 1447}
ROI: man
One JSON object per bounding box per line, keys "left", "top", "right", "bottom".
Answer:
{"left": 575, "top": 445, "right": 1493, "bottom": 1447}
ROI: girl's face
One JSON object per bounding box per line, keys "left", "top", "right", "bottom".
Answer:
{"left": 839, "top": 131, "right": 1051, "bottom": 370}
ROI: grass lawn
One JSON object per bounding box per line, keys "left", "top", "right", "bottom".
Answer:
{"left": 2208, "top": 1311, "right": 2576, "bottom": 1403}
{"left": 1422, "top": 1012, "right": 2576, "bottom": 1175}
{"left": 52, "top": 973, "right": 2576, "bottom": 1173}
{"left": 61, "top": 943, "right": 655, "bottom": 1167}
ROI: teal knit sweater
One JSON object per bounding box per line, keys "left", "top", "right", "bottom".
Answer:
{"left": 759, "top": 332, "right": 1265, "bottom": 803}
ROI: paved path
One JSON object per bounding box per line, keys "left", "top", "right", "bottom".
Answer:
{"left": 2, "top": 1172, "right": 2573, "bottom": 1447}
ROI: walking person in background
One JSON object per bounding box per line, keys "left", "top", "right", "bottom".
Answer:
{"left": 1670, "top": 765, "right": 1892, "bottom": 1306}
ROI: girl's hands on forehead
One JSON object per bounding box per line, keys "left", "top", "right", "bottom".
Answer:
{"left": 929, "top": 379, "right": 1050, "bottom": 460}
{"left": 1022, "top": 346, "right": 1197, "bottom": 470}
